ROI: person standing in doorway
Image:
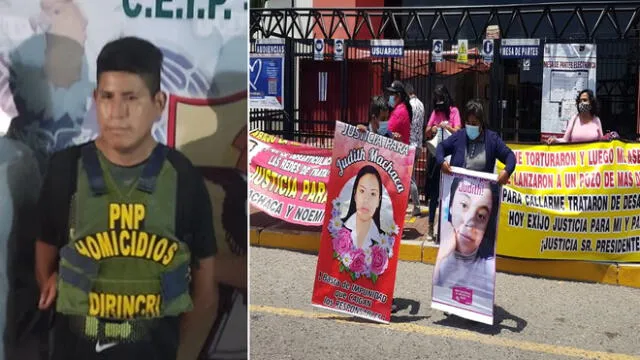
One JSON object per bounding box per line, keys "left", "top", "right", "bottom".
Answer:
{"left": 404, "top": 83, "right": 424, "bottom": 217}
{"left": 35, "top": 37, "right": 219, "bottom": 360}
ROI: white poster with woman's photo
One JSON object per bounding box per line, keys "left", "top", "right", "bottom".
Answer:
{"left": 431, "top": 167, "right": 501, "bottom": 325}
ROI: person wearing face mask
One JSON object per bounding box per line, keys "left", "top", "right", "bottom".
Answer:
{"left": 437, "top": 99, "right": 516, "bottom": 191}
{"left": 424, "top": 85, "right": 461, "bottom": 241}
{"left": 425, "top": 85, "right": 461, "bottom": 139}
{"left": 357, "top": 96, "right": 393, "bottom": 138}
{"left": 546, "top": 89, "right": 603, "bottom": 144}
{"left": 385, "top": 80, "right": 412, "bottom": 145}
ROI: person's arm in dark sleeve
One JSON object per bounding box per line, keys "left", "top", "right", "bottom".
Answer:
{"left": 35, "top": 155, "right": 64, "bottom": 310}
{"left": 436, "top": 134, "right": 456, "bottom": 166}
{"left": 177, "top": 170, "right": 219, "bottom": 360}
{"left": 495, "top": 133, "right": 516, "bottom": 175}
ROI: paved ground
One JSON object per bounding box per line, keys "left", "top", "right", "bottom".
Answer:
{"left": 250, "top": 246, "right": 640, "bottom": 360}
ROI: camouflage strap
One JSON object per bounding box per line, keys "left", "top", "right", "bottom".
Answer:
{"left": 60, "top": 245, "right": 99, "bottom": 275}
{"left": 58, "top": 245, "right": 99, "bottom": 292}
{"left": 81, "top": 142, "right": 169, "bottom": 196}
{"left": 160, "top": 261, "right": 190, "bottom": 304}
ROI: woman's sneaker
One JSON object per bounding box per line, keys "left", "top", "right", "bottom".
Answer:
{"left": 426, "top": 224, "right": 434, "bottom": 240}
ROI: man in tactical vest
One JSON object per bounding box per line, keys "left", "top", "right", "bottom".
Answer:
{"left": 35, "top": 37, "right": 219, "bottom": 360}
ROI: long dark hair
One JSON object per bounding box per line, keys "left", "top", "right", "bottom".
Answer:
{"left": 342, "top": 165, "right": 384, "bottom": 232}
{"left": 388, "top": 81, "right": 413, "bottom": 123}
{"left": 398, "top": 90, "right": 414, "bottom": 124}
{"left": 462, "top": 99, "right": 488, "bottom": 131}
{"left": 447, "top": 176, "right": 500, "bottom": 259}
{"left": 576, "top": 89, "right": 600, "bottom": 117}
{"left": 433, "top": 84, "right": 453, "bottom": 120}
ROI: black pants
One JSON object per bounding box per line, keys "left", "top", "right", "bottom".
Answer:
{"left": 425, "top": 153, "right": 441, "bottom": 224}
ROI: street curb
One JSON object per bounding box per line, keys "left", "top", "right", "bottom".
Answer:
{"left": 495, "top": 257, "right": 618, "bottom": 285}
{"left": 258, "top": 227, "right": 320, "bottom": 252}
{"left": 618, "top": 264, "right": 640, "bottom": 288}
{"left": 250, "top": 227, "right": 260, "bottom": 246}
{"left": 250, "top": 229, "right": 640, "bottom": 289}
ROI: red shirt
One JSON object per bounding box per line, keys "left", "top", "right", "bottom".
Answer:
{"left": 388, "top": 102, "right": 411, "bottom": 145}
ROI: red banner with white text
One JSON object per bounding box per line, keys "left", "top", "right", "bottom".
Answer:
{"left": 249, "top": 130, "right": 332, "bottom": 226}
{"left": 311, "top": 122, "right": 415, "bottom": 323}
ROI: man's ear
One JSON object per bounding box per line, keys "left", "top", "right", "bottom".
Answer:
{"left": 154, "top": 91, "right": 167, "bottom": 114}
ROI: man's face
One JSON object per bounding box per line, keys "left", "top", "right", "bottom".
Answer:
{"left": 371, "top": 109, "right": 389, "bottom": 132}
{"left": 94, "top": 72, "right": 165, "bottom": 152}
{"left": 450, "top": 180, "right": 493, "bottom": 255}
{"left": 379, "top": 109, "right": 389, "bottom": 122}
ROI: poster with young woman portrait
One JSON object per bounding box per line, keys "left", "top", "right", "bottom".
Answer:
{"left": 431, "top": 167, "right": 501, "bottom": 325}
{"left": 311, "top": 121, "right": 415, "bottom": 324}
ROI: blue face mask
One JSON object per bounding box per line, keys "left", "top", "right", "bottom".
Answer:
{"left": 378, "top": 121, "right": 389, "bottom": 136}
{"left": 388, "top": 96, "right": 395, "bottom": 108}
{"left": 466, "top": 125, "right": 480, "bottom": 140}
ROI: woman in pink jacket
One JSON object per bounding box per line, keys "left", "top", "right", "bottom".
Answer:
{"left": 386, "top": 80, "right": 412, "bottom": 145}
{"left": 546, "top": 89, "right": 603, "bottom": 144}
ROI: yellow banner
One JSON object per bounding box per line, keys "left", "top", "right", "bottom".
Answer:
{"left": 495, "top": 140, "right": 640, "bottom": 262}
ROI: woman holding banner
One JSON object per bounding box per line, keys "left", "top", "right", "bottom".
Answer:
{"left": 437, "top": 99, "right": 515, "bottom": 186}
{"left": 424, "top": 85, "right": 461, "bottom": 241}
{"left": 434, "top": 99, "right": 515, "bottom": 320}
{"left": 546, "top": 89, "right": 603, "bottom": 144}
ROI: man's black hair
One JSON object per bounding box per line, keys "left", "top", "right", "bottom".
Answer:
{"left": 96, "top": 36, "right": 163, "bottom": 95}
{"left": 369, "top": 95, "right": 388, "bottom": 119}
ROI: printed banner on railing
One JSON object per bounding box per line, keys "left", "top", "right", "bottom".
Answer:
{"left": 311, "top": 122, "right": 415, "bottom": 324}
{"left": 496, "top": 140, "right": 640, "bottom": 262}
{"left": 431, "top": 167, "right": 500, "bottom": 325}
{"left": 248, "top": 130, "right": 332, "bottom": 226}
